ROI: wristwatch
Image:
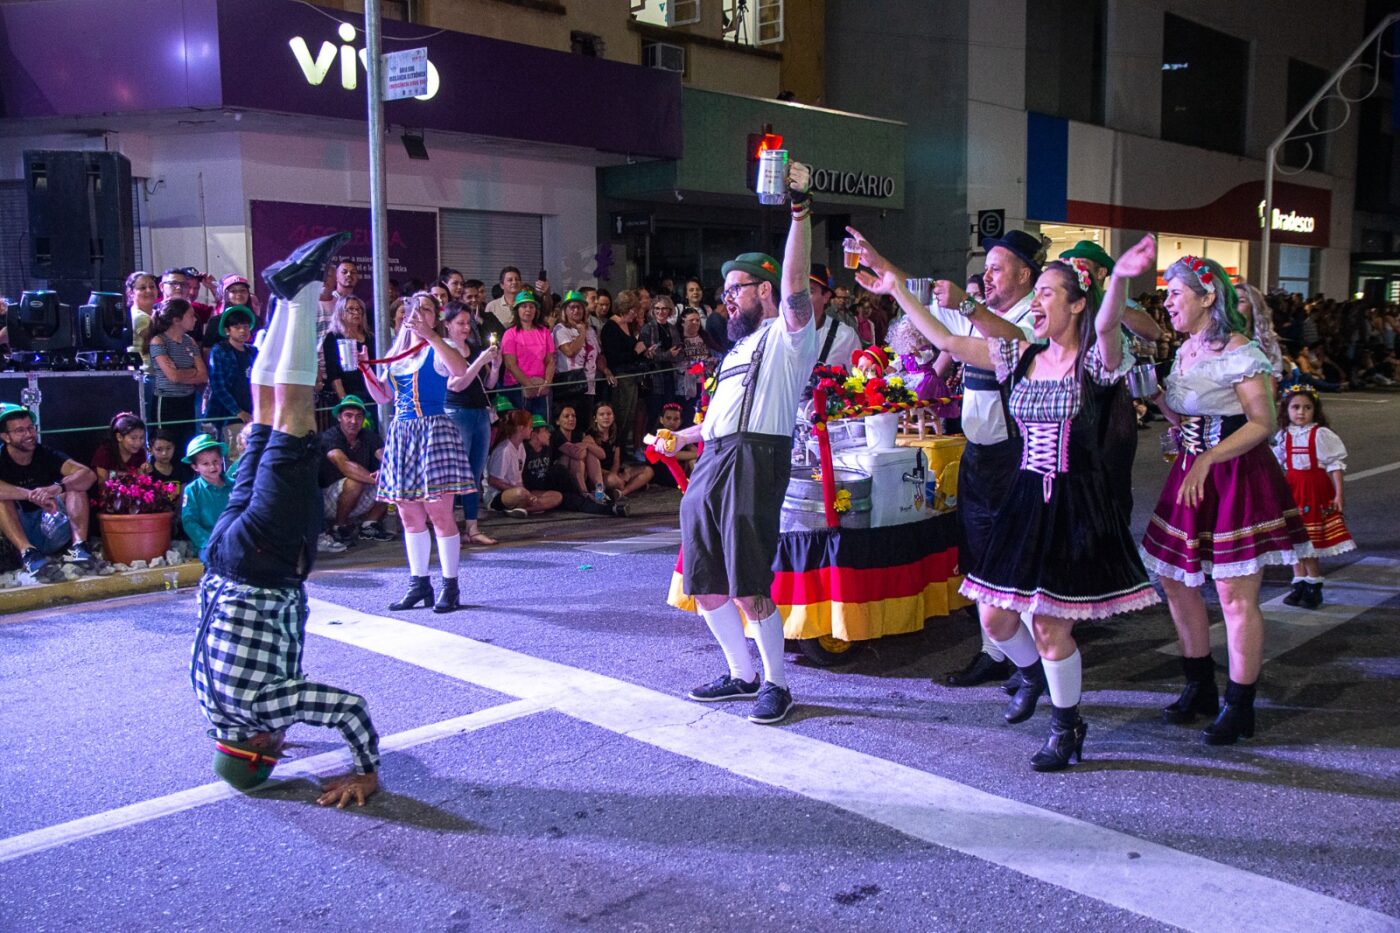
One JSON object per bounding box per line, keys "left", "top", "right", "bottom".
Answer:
{"left": 958, "top": 297, "right": 982, "bottom": 318}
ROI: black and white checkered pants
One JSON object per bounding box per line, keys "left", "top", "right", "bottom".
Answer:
{"left": 191, "top": 572, "right": 380, "bottom": 774}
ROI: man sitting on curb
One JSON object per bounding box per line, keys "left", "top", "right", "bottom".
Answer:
{"left": 0, "top": 403, "right": 97, "bottom": 576}
{"left": 319, "top": 394, "right": 395, "bottom": 547}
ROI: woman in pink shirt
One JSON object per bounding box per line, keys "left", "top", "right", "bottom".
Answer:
{"left": 500, "top": 290, "right": 556, "bottom": 418}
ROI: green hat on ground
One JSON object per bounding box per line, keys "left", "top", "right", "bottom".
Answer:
{"left": 217, "top": 304, "right": 257, "bottom": 338}
{"left": 182, "top": 433, "right": 228, "bottom": 464}
{"left": 561, "top": 289, "right": 586, "bottom": 306}
{"left": 331, "top": 394, "right": 368, "bottom": 417}
{"left": 0, "top": 403, "right": 31, "bottom": 430}
{"left": 493, "top": 394, "right": 516, "bottom": 413}
{"left": 212, "top": 738, "right": 281, "bottom": 791}
{"left": 721, "top": 252, "right": 782, "bottom": 287}
{"left": 1058, "top": 240, "right": 1114, "bottom": 273}
{"left": 512, "top": 289, "right": 540, "bottom": 308}
{"left": 531, "top": 415, "right": 549, "bottom": 428}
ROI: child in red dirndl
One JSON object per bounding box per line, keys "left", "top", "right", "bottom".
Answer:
{"left": 1273, "top": 384, "right": 1355, "bottom": 609}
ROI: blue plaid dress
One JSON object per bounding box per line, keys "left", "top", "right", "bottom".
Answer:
{"left": 377, "top": 345, "right": 476, "bottom": 502}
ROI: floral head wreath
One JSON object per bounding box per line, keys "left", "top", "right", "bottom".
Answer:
{"left": 1066, "top": 258, "right": 1096, "bottom": 295}
{"left": 1182, "top": 255, "right": 1217, "bottom": 300}
{"left": 1281, "top": 382, "right": 1319, "bottom": 401}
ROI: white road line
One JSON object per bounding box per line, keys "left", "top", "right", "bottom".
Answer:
{"left": 1321, "top": 395, "right": 1391, "bottom": 403}
{"left": 1348, "top": 461, "right": 1400, "bottom": 482}
{"left": 1157, "top": 557, "right": 1399, "bottom": 658}
{"left": 575, "top": 529, "right": 683, "bottom": 555}
{"left": 0, "top": 697, "right": 546, "bottom": 865}
{"left": 292, "top": 599, "right": 1397, "bottom": 933}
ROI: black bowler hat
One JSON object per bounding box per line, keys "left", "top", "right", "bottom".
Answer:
{"left": 809, "top": 263, "right": 833, "bottom": 293}
{"left": 262, "top": 231, "right": 352, "bottom": 300}
{"left": 981, "top": 229, "right": 1046, "bottom": 277}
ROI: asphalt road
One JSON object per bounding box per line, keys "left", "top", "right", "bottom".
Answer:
{"left": 1, "top": 390, "right": 1397, "bottom": 932}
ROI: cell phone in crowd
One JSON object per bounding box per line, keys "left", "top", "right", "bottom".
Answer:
{"left": 539, "top": 269, "right": 548, "bottom": 283}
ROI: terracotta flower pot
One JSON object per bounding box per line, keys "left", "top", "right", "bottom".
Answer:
{"left": 99, "top": 512, "right": 173, "bottom": 565}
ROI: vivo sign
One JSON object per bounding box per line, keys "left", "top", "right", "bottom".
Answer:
{"left": 290, "top": 22, "right": 440, "bottom": 100}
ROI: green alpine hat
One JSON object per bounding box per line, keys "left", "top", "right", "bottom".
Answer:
{"left": 493, "top": 394, "right": 516, "bottom": 413}
{"left": 721, "top": 252, "right": 781, "bottom": 287}
{"left": 0, "top": 403, "right": 31, "bottom": 430}
{"left": 182, "top": 433, "right": 228, "bottom": 464}
{"left": 331, "top": 394, "right": 368, "bottom": 417}
{"left": 1058, "top": 240, "right": 1114, "bottom": 273}
{"left": 212, "top": 738, "right": 282, "bottom": 791}
{"left": 512, "top": 289, "right": 540, "bottom": 308}
{"left": 561, "top": 289, "right": 587, "bottom": 306}
{"left": 217, "top": 304, "right": 257, "bottom": 338}
{"left": 531, "top": 415, "right": 549, "bottom": 429}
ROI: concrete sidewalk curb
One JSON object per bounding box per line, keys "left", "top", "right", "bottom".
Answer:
{"left": 0, "top": 561, "right": 206, "bottom": 616}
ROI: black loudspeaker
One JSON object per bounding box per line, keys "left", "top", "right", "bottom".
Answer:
{"left": 9, "top": 290, "right": 76, "bottom": 352}
{"left": 24, "top": 151, "right": 134, "bottom": 289}
{"left": 78, "top": 291, "right": 132, "bottom": 351}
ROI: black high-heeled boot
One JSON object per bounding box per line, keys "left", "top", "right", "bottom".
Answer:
{"left": 1031, "top": 704, "right": 1087, "bottom": 772}
{"left": 1003, "top": 661, "right": 1045, "bottom": 724}
{"left": 1202, "top": 679, "right": 1256, "bottom": 746}
{"left": 1002, "top": 666, "right": 1027, "bottom": 696}
{"left": 1162, "top": 655, "right": 1219, "bottom": 724}
{"left": 388, "top": 575, "right": 434, "bottom": 611}
{"left": 433, "top": 577, "right": 461, "bottom": 614}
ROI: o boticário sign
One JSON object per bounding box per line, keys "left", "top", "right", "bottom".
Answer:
{"left": 811, "top": 167, "right": 896, "bottom": 200}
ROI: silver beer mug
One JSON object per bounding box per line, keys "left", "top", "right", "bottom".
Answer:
{"left": 337, "top": 338, "right": 361, "bottom": 370}
{"left": 905, "top": 278, "right": 934, "bottom": 305}
{"left": 1126, "top": 362, "right": 1158, "bottom": 399}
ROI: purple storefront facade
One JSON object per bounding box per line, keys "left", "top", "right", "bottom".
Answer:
{"left": 0, "top": 0, "right": 682, "bottom": 304}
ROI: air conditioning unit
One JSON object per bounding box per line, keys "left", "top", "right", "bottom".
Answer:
{"left": 643, "top": 41, "right": 685, "bottom": 73}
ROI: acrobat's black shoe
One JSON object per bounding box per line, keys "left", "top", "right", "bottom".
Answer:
{"left": 262, "top": 231, "right": 351, "bottom": 299}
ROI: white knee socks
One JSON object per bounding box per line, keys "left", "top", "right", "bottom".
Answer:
{"left": 752, "top": 610, "right": 787, "bottom": 689}
{"left": 990, "top": 624, "right": 1040, "bottom": 669}
{"left": 1042, "top": 651, "right": 1083, "bottom": 708}
{"left": 436, "top": 533, "right": 460, "bottom": 578}
{"left": 980, "top": 627, "right": 1005, "bottom": 661}
{"left": 404, "top": 529, "right": 432, "bottom": 577}
{"left": 700, "top": 601, "right": 756, "bottom": 682}
{"left": 250, "top": 282, "right": 320, "bottom": 387}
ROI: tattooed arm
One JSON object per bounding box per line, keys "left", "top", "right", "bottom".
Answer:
{"left": 780, "top": 161, "right": 814, "bottom": 334}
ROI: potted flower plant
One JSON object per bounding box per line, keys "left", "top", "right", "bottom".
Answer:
{"left": 97, "top": 471, "right": 181, "bottom": 565}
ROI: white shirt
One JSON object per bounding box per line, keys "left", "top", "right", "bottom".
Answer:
{"left": 485, "top": 440, "right": 525, "bottom": 504}
{"left": 1272, "top": 424, "right": 1348, "bottom": 472}
{"left": 815, "top": 315, "right": 862, "bottom": 368}
{"left": 553, "top": 323, "right": 599, "bottom": 393}
{"left": 702, "top": 314, "right": 819, "bottom": 441}
{"left": 926, "top": 292, "right": 1035, "bottom": 446}
{"left": 1164, "top": 341, "right": 1272, "bottom": 417}
{"left": 486, "top": 296, "right": 513, "bottom": 328}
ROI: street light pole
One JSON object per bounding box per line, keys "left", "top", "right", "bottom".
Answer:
{"left": 1261, "top": 14, "right": 1400, "bottom": 289}
{"left": 364, "top": 3, "right": 392, "bottom": 427}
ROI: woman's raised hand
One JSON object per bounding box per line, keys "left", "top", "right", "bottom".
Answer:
{"left": 1114, "top": 235, "right": 1157, "bottom": 279}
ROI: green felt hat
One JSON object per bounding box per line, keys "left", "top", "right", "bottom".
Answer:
{"left": 212, "top": 738, "right": 281, "bottom": 791}
{"left": 512, "top": 289, "right": 540, "bottom": 309}
{"left": 217, "top": 304, "right": 257, "bottom": 338}
{"left": 1058, "top": 240, "right": 1114, "bottom": 273}
{"left": 561, "top": 289, "right": 587, "bottom": 306}
{"left": 531, "top": 415, "right": 549, "bottom": 428}
{"left": 493, "top": 394, "right": 516, "bottom": 413}
{"left": 720, "top": 252, "right": 781, "bottom": 287}
{"left": 331, "top": 394, "right": 368, "bottom": 417}
{"left": 182, "top": 433, "right": 228, "bottom": 464}
{"left": 0, "top": 403, "right": 31, "bottom": 430}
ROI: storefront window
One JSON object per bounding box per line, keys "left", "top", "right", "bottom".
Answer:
{"left": 1034, "top": 223, "right": 1108, "bottom": 268}
{"left": 1161, "top": 14, "right": 1248, "bottom": 156}
{"left": 1156, "top": 234, "right": 1246, "bottom": 287}
{"left": 1277, "top": 245, "right": 1314, "bottom": 297}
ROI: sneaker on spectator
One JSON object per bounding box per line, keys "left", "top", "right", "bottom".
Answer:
{"left": 506, "top": 507, "right": 529, "bottom": 519}
{"left": 611, "top": 499, "right": 630, "bottom": 517}
{"left": 687, "top": 673, "right": 760, "bottom": 702}
{"left": 20, "top": 547, "right": 49, "bottom": 574}
{"left": 331, "top": 524, "right": 358, "bottom": 548}
{"left": 748, "top": 682, "right": 795, "bottom": 725}
{"left": 62, "top": 542, "right": 96, "bottom": 566}
{"left": 359, "top": 520, "right": 397, "bottom": 542}
{"left": 316, "top": 533, "right": 348, "bottom": 554}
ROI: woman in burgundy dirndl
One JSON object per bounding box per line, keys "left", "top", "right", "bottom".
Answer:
{"left": 1141, "top": 256, "right": 1312, "bottom": 746}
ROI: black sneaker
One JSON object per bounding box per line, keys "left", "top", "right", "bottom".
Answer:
{"left": 748, "top": 682, "right": 795, "bottom": 724}
{"left": 610, "top": 500, "right": 630, "bottom": 517}
{"left": 20, "top": 547, "right": 49, "bottom": 574}
{"left": 358, "top": 520, "right": 397, "bottom": 542}
{"left": 687, "top": 674, "right": 760, "bottom": 702}
{"left": 332, "top": 525, "right": 359, "bottom": 547}
{"left": 944, "top": 651, "right": 1012, "bottom": 687}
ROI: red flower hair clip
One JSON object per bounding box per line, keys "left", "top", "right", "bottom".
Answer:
{"left": 1066, "top": 258, "right": 1095, "bottom": 294}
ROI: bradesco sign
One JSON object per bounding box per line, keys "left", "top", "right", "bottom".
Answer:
{"left": 290, "top": 21, "right": 439, "bottom": 100}
{"left": 1258, "top": 200, "right": 1316, "bottom": 234}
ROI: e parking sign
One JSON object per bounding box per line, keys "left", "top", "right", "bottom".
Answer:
{"left": 977, "top": 209, "right": 1005, "bottom": 240}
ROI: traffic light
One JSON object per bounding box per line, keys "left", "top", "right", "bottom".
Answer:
{"left": 744, "top": 127, "right": 783, "bottom": 191}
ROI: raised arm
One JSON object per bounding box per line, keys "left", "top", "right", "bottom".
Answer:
{"left": 1096, "top": 235, "right": 1157, "bottom": 373}
{"left": 780, "top": 161, "right": 815, "bottom": 333}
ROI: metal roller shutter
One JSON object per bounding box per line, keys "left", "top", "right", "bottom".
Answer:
{"left": 438, "top": 209, "right": 544, "bottom": 287}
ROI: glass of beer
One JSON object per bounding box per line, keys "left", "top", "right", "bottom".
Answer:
{"left": 843, "top": 238, "right": 861, "bottom": 270}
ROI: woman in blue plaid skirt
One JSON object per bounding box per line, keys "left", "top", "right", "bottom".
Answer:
{"left": 363, "top": 292, "right": 478, "bottom": 613}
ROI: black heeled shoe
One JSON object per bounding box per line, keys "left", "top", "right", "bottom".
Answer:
{"left": 1281, "top": 580, "right": 1307, "bottom": 607}
{"left": 944, "top": 651, "right": 1012, "bottom": 687}
{"left": 1162, "top": 655, "right": 1219, "bottom": 724}
{"left": 1202, "top": 679, "right": 1256, "bottom": 746}
{"left": 262, "top": 231, "right": 351, "bottom": 299}
{"left": 388, "top": 575, "right": 434, "bottom": 611}
{"left": 433, "top": 577, "right": 461, "bottom": 614}
{"left": 1003, "top": 661, "right": 1045, "bottom": 724}
{"left": 1002, "top": 666, "right": 1026, "bottom": 696}
{"left": 1032, "top": 706, "right": 1087, "bottom": 772}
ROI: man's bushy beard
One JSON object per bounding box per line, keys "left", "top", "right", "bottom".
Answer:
{"left": 727, "top": 302, "right": 765, "bottom": 342}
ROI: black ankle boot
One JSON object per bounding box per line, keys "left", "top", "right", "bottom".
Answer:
{"left": 1299, "top": 581, "right": 1323, "bottom": 610}
{"left": 1162, "top": 655, "right": 1219, "bottom": 724}
{"left": 1002, "top": 666, "right": 1026, "bottom": 696}
{"left": 1003, "top": 661, "right": 1045, "bottom": 724}
{"left": 1202, "top": 679, "right": 1256, "bottom": 745}
{"left": 1032, "top": 704, "right": 1087, "bottom": 772}
{"left": 433, "top": 577, "right": 461, "bottom": 614}
{"left": 388, "top": 575, "right": 434, "bottom": 611}
{"left": 1281, "top": 580, "right": 1307, "bottom": 607}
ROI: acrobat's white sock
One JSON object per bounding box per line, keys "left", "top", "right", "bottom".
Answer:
{"left": 752, "top": 610, "right": 788, "bottom": 689}
{"left": 980, "top": 627, "right": 1005, "bottom": 662}
{"left": 1042, "top": 651, "right": 1083, "bottom": 708}
{"left": 700, "top": 601, "right": 756, "bottom": 682}
{"left": 272, "top": 282, "right": 321, "bottom": 386}
{"left": 436, "top": 534, "right": 460, "bottom": 578}
{"left": 404, "top": 530, "right": 432, "bottom": 577}
{"left": 250, "top": 298, "right": 291, "bottom": 387}
{"left": 989, "top": 624, "right": 1040, "bottom": 669}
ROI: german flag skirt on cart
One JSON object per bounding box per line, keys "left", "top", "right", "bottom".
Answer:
{"left": 667, "top": 515, "right": 970, "bottom": 642}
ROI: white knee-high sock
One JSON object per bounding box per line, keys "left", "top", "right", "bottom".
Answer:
{"left": 752, "top": 610, "right": 788, "bottom": 689}
{"left": 250, "top": 298, "right": 292, "bottom": 387}
{"left": 1042, "top": 651, "right": 1083, "bottom": 708}
{"left": 273, "top": 282, "right": 322, "bottom": 386}
{"left": 990, "top": 625, "right": 1040, "bottom": 669}
{"left": 436, "top": 534, "right": 460, "bottom": 578}
{"left": 404, "top": 530, "right": 432, "bottom": 577}
{"left": 980, "top": 627, "right": 1005, "bottom": 661}
{"left": 700, "top": 601, "right": 755, "bottom": 682}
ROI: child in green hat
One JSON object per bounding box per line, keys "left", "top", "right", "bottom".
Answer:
{"left": 180, "top": 434, "right": 231, "bottom": 561}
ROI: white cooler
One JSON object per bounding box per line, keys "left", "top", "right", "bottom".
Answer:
{"left": 832, "top": 446, "right": 928, "bottom": 528}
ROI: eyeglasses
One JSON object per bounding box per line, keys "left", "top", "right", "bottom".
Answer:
{"left": 721, "top": 281, "right": 762, "bottom": 303}
{"left": 160, "top": 279, "right": 187, "bottom": 289}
